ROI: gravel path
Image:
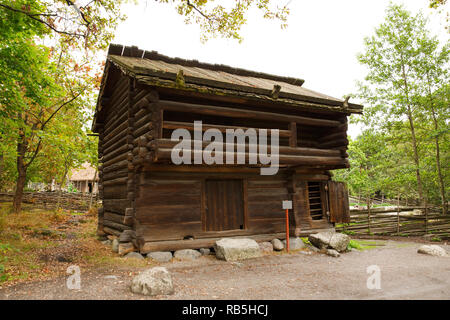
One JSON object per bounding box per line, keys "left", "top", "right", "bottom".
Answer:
{"left": 1, "top": 240, "right": 449, "bottom": 300}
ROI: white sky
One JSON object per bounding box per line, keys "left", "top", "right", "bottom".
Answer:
{"left": 112, "top": 0, "right": 449, "bottom": 138}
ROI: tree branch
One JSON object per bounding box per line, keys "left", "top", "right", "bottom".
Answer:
{"left": 185, "top": 0, "right": 214, "bottom": 23}
{"left": 0, "top": 3, "right": 85, "bottom": 38}
{"left": 65, "top": 0, "right": 91, "bottom": 26}
{"left": 41, "top": 89, "right": 85, "bottom": 130}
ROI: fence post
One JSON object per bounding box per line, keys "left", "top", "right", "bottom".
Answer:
{"left": 424, "top": 201, "right": 428, "bottom": 235}
{"left": 397, "top": 194, "right": 400, "bottom": 235}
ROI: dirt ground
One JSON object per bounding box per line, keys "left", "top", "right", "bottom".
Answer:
{"left": 1, "top": 239, "right": 449, "bottom": 300}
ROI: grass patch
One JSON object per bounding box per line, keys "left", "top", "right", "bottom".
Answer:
{"left": 0, "top": 202, "right": 158, "bottom": 288}
{"left": 347, "top": 239, "right": 387, "bottom": 251}
{"left": 0, "top": 204, "right": 114, "bottom": 287}
{"left": 300, "top": 237, "right": 311, "bottom": 245}
{"left": 347, "top": 239, "right": 363, "bottom": 251}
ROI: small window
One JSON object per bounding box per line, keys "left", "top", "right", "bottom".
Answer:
{"left": 308, "top": 182, "right": 323, "bottom": 220}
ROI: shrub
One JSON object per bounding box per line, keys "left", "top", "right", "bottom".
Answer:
{"left": 300, "top": 237, "right": 311, "bottom": 245}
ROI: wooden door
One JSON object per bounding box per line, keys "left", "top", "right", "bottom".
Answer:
{"left": 205, "top": 179, "right": 244, "bottom": 231}
{"left": 327, "top": 181, "right": 350, "bottom": 223}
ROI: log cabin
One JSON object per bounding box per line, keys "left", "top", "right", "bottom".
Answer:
{"left": 92, "top": 44, "right": 363, "bottom": 253}
{"left": 69, "top": 163, "right": 98, "bottom": 194}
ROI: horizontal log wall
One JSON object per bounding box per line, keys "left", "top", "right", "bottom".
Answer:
{"left": 246, "top": 177, "right": 294, "bottom": 234}
{"left": 158, "top": 98, "right": 346, "bottom": 152}
{"left": 98, "top": 75, "right": 132, "bottom": 236}
{"left": 96, "top": 78, "right": 351, "bottom": 242}
{"left": 112, "top": 84, "right": 351, "bottom": 170}
{"left": 317, "top": 117, "right": 349, "bottom": 153}
{"left": 136, "top": 168, "right": 334, "bottom": 249}
{"left": 135, "top": 172, "right": 203, "bottom": 242}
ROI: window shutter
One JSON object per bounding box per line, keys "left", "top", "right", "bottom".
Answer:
{"left": 294, "top": 180, "right": 310, "bottom": 228}
{"left": 327, "top": 181, "right": 350, "bottom": 223}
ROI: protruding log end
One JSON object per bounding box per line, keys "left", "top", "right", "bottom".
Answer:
{"left": 271, "top": 84, "right": 281, "bottom": 99}
{"left": 343, "top": 96, "right": 350, "bottom": 109}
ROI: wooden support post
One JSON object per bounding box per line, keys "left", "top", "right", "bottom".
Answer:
{"left": 289, "top": 122, "right": 297, "bottom": 148}
{"left": 424, "top": 201, "right": 428, "bottom": 235}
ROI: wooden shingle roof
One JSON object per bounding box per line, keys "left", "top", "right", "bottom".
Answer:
{"left": 69, "top": 163, "right": 98, "bottom": 181}
{"left": 93, "top": 44, "right": 363, "bottom": 130}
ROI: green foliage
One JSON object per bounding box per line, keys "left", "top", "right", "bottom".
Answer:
{"left": 67, "top": 183, "right": 78, "bottom": 193}
{"left": 164, "top": 0, "right": 290, "bottom": 42}
{"left": 0, "top": 0, "right": 107, "bottom": 205}
{"left": 429, "top": 0, "right": 447, "bottom": 8}
{"left": 0, "top": 0, "right": 287, "bottom": 205}
{"left": 300, "top": 237, "right": 311, "bottom": 245}
{"left": 337, "top": 4, "right": 449, "bottom": 207}
{"left": 347, "top": 239, "right": 362, "bottom": 251}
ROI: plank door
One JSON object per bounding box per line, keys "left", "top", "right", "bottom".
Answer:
{"left": 327, "top": 181, "right": 350, "bottom": 223}
{"left": 205, "top": 179, "right": 245, "bottom": 231}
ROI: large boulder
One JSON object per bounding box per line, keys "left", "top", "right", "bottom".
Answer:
{"left": 306, "top": 244, "right": 320, "bottom": 252}
{"left": 174, "top": 249, "right": 201, "bottom": 260}
{"left": 130, "top": 267, "right": 174, "bottom": 296}
{"left": 118, "top": 242, "right": 135, "bottom": 256}
{"left": 326, "top": 249, "right": 340, "bottom": 257}
{"left": 308, "top": 231, "right": 350, "bottom": 253}
{"left": 199, "top": 248, "right": 211, "bottom": 256}
{"left": 271, "top": 239, "right": 284, "bottom": 251}
{"left": 101, "top": 239, "right": 112, "bottom": 246}
{"left": 215, "top": 238, "right": 262, "bottom": 261}
{"left": 147, "top": 251, "right": 173, "bottom": 263}
{"left": 112, "top": 238, "right": 119, "bottom": 253}
{"left": 283, "top": 237, "right": 305, "bottom": 251}
{"left": 258, "top": 242, "right": 274, "bottom": 253}
{"left": 123, "top": 252, "right": 144, "bottom": 260}
{"left": 418, "top": 245, "right": 449, "bottom": 257}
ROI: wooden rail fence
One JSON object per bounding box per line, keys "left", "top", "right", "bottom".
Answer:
{"left": 336, "top": 206, "right": 450, "bottom": 239}
{"left": 0, "top": 192, "right": 100, "bottom": 212}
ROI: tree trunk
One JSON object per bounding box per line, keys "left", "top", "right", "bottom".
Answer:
{"left": 431, "top": 109, "right": 447, "bottom": 214}
{"left": 401, "top": 64, "right": 424, "bottom": 205}
{"left": 13, "top": 138, "right": 28, "bottom": 213}
{"left": 405, "top": 105, "right": 424, "bottom": 205}
{"left": 426, "top": 79, "right": 447, "bottom": 215}
{"left": 57, "top": 164, "right": 70, "bottom": 210}
{"left": 0, "top": 152, "right": 4, "bottom": 181}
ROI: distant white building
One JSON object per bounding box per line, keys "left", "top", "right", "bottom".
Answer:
{"left": 69, "top": 163, "right": 98, "bottom": 194}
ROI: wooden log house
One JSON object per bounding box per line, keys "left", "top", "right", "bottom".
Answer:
{"left": 92, "top": 44, "right": 363, "bottom": 253}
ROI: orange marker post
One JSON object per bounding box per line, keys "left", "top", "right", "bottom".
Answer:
{"left": 285, "top": 208, "right": 290, "bottom": 252}
{"left": 282, "top": 200, "right": 292, "bottom": 253}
